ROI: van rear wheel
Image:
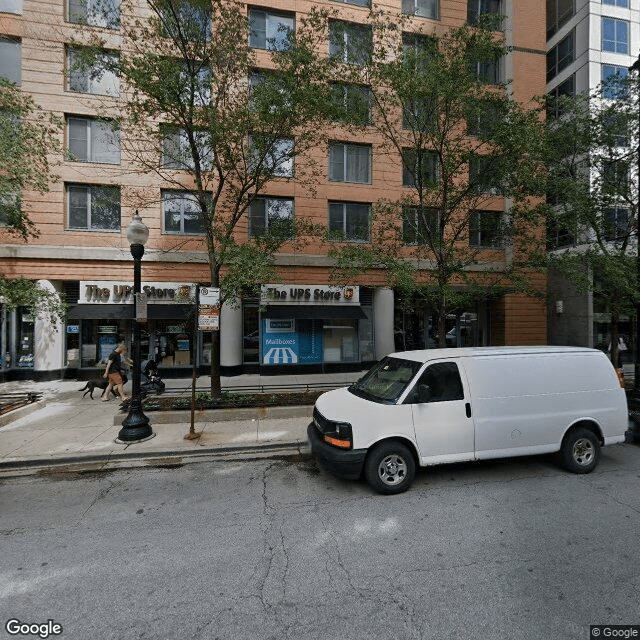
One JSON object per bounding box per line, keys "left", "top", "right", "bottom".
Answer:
{"left": 365, "top": 442, "right": 416, "bottom": 495}
{"left": 561, "top": 427, "right": 600, "bottom": 474}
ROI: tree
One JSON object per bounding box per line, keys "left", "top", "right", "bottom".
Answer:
{"left": 0, "top": 78, "right": 65, "bottom": 322}
{"left": 75, "top": 0, "right": 333, "bottom": 393}
{"left": 545, "top": 75, "right": 639, "bottom": 368}
{"left": 327, "top": 16, "right": 547, "bottom": 346}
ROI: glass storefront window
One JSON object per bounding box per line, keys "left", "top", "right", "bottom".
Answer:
{"left": 155, "top": 321, "right": 192, "bottom": 367}
{"left": 394, "top": 297, "right": 491, "bottom": 349}
{"left": 17, "top": 307, "right": 34, "bottom": 368}
{"left": 358, "top": 307, "right": 374, "bottom": 361}
{"left": 243, "top": 302, "right": 259, "bottom": 363}
{"left": 323, "top": 319, "right": 359, "bottom": 362}
{"left": 66, "top": 323, "right": 81, "bottom": 366}
{"left": 78, "top": 320, "right": 126, "bottom": 367}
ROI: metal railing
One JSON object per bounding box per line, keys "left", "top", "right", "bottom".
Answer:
{"left": 0, "top": 392, "right": 42, "bottom": 415}
{"left": 162, "top": 380, "right": 356, "bottom": 396}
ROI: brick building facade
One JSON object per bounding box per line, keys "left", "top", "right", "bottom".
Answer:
{"left": 0, "top": 0, "right": 546, "bottom": 379}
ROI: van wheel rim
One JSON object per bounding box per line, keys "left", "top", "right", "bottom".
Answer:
{"left": 573, "top": 438, "right": 594, "bottom": 466}
{"left": 378, "top": 454, "right": 407, "bottom": 486}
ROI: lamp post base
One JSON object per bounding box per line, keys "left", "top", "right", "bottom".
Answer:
{"left": 115, "top": 432, "right": 156, "bottom": 445}
{"left": 118, "top": 410, "right": 153, "bottom": 442}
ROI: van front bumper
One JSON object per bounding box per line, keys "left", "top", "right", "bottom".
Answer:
{"left": 307, "top": 423, "right": 367, "bottom": 480}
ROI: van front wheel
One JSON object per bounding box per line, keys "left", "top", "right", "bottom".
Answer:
{"left": 365, "top": 442, "right": 416, "bottom": 495}
{"left": 561, "top": 427, "right": 600, "bottom": 474}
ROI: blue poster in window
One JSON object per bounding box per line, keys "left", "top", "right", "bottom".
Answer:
{"left": 98, "top": 335, "right": 118, "bottom": 364}
{"left": 262, "top": 319, "right": 299, "bottom": 364}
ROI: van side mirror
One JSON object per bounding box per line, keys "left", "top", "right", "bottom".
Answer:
{"left": 418, "top": 384, "right": 431, "bottom": 403}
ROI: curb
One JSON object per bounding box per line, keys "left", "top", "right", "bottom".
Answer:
{"left": 0, "top": 442, "right": 312, "bottom": 479}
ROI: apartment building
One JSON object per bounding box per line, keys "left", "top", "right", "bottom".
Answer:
{"left": 0, "top": 0, "right": 546, "bottom": 379}
{"left": 546, "top": 0, "right": 639, "bottom": 354}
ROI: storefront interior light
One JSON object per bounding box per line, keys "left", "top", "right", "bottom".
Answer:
{"left": 126, "top": 212, "right": 149, "bottom": 247}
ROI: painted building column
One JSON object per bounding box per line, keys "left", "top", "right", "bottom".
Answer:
{"left": 220, "top": 299, "right": 243, "bottom": 367}
{"left": 373, "top": 287, "right": 394, "bottom": 360}
{"left": 34, "top": 280, "right": 64, "bottom": 372}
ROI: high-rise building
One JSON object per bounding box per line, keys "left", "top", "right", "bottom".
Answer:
{"left": 0, "top": 0, "right": 546, "bottom": 379}
{"left": 546, "top": 0, "right": 638, "bottom": 356}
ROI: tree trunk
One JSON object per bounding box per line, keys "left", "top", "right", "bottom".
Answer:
{"left": 437, "top": 308, "right": 447, "bottom": 348}
{"left": 210, "top": 328, "right": 222, "bottom": 397}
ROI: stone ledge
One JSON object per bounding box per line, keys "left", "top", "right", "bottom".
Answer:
{"left": 113, "top": 404, "right": 314, "bottom": 426}
{"left": 0, "top": 400, "right": 47, "bottom": 428}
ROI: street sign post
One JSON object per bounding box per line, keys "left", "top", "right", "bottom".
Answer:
{"left": 198, "top": 286, "right": 220, "bottom": 331}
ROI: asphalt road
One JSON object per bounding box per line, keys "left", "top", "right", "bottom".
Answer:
{"left": 1, "top": 444, "right": 639, "bottom": 640}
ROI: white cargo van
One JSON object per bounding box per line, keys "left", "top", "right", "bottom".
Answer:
{"left": 307, "top": 347, "right": 628, "bottom": 494}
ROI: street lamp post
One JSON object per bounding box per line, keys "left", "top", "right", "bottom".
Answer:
{"left": 628, "top": 55, "right": 640, "bottom": 396}
{"left": 118, "top": 212, "right": 152, "bottom": 442}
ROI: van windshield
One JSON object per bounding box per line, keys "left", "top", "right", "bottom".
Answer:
{"left": 349, "top": 356, "right": 422, "bottom": 404}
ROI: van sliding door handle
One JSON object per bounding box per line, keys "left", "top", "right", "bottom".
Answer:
{"left": 465, "top": 403, "right": 472, "bottom": 418}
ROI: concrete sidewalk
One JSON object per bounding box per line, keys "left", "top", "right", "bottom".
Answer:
{"left": 0, "top": 371, "right": 362, "bottom": 478}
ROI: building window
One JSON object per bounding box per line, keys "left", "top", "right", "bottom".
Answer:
{"left": 546, "top": 30, "right": 574, "bottom": 82}
{"left": 162, "top": 191, "right": 205, "bottom": 235}
{"left": 602, "top": 18, "right": 628, "bottom": 54}
{"left": 330, "top": 83, "right": 371, "bottom": 125}
{"left": 0, "top": 37, "right": 21, "bottom": 85}
{"left": 248, "top": 197, "right": 294, "bottom": 238}
{"left": 332, "top": 0, "right": 369, "bottom": 8}
{"left": 0, "top": 0, "right": 22, "bottom": 14}
{"left": 67, "top": 48, "right": 119, "bottom": 96}
{"left": 401, "top": 0, "right": 437, "bottom": 20}
{"left": 467, "top": 0, "right": 501, "bottom": 26}
{"left": 547, "top": 0, "right": 573, "bottom": 39}
{"left": 402, "top": 149, "right": 438, "bottom": 188}
{"left": 547, "top": 74, "right": 575, "bottom": 119}
{"left": 403, "top": 98, "right": 437, "bottom": 131}
{"left": 0, "top": 192, "right": 20, "bottom": 227}
{"left": 402, "top": 33, "right": 437, "bottom": 69}
{"left": 67, "top": 184, "right": 120, "bottom": 231}
{"left": 468, "top": 58, "right": 500, "bottom": 84}
{"left": 249, "top": 8, "right": 294, "bottom": 51}
{"left": 248, "top": 70, "right": 293, "bottom": 114}
{"left": 178, "top": 64, "right": 212, "bottom": 107}
{"left": 603, "top": 0, "right": 628, "bottom": 7}
{"left": 329, "top": 142, "right": 371, "bottom": 184}
{"left": 329, "top": 20, "right": 372, "bottom": 66}
{"left": 602, "top": 160, "right": 629, "bottom": 195}
{"left": 466, "top": 99, "right": 504, "bottom": 138}
{"left": 602, "top": 65, "right": 628, "bottom": 99}
{"left": 403, "top": 207, "right": 438, "bottom": 245}
{"left": 469, "top": 155, "right": 504, "bottom": 195}
{"left": 67, "top": 116, "right": 120, "bottom": 164}
{"left": 328, "top": 202, "right": 370, "bottom": 242}
{"left": 469, "top": 210, "right": 502, "bottom": 248}
{"left": 68, "top": 0, "right": 120, "bottom": 29}
{"left": 250, "top": 136, "right": 294, "bottom": 177}
{"left": 603, "top": 113, "right": 629, "bottom": 147}
{"left": 159, "top": 0, "right": 212, "bottom": 41}
{"left": 162, "top": 127, "right": 211, "bottom": 170}
{"left": 604, "top": 206, "right": 629, "bottom": 241}
{"left": 547, "top": 217, "right": 575, "bottom": 250}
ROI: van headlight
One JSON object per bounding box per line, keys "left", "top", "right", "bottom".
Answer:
{"left": 323, "top": 421, "right": 353, "bottom": 449}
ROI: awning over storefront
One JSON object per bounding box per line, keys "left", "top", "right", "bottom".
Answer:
{"left": 68, "top": 304, "right": 193, "bottom": 320}
{"left": 263, "top": 305, "right": 367, "bottom": 319}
